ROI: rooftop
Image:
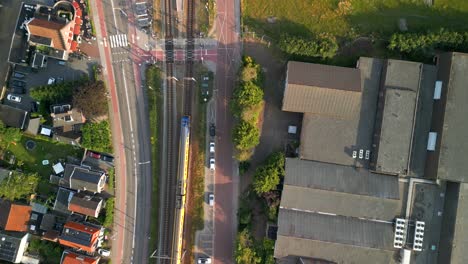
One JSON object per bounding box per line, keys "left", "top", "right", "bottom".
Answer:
{"left": 0, "top": 231, "right": 28, "bottom": 263}
{"left": 27, "top": 18, "right": 67, "bottom": 51}
{"left": 298, "top": 57, "right": 382, "bottom": 166}
{"left": 61, "top": 164, "right": 105, "bottom": 193}
{"left": 53, "top": 187, "right": 75, "bottom": 214}
{"left": 59, "top": 222, "right": 101, "bottom": 252}
{"left": 0, "top": 104, "right": 29, "bottom": 129}
{"left": 68, "top": 192, "right": 103, "bottom": 217}
{"left": 0, "top": 199, "right": 32, "bottom": 232}
{"left": 60, "top": 250, "right": 100, "bottom": 264}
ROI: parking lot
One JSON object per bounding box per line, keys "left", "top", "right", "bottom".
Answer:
{"left": 4, "top": 56, "right": 98, "bottom": 112}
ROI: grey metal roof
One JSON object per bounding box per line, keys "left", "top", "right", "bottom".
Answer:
{"left": 375, "top": 60, "right": 423, "bottom": 175}
{"left": 281, "top": 185, "right": 402, "bottom": 220}
{"left": 63, "top": 164, "right": 105, "bottom": 193}
{"left": 298, "top": 57, "right": 382, "bottom": 166}
{"left": 277, "top": 209, "right": 395, "bottom": 250}
{"left": 437, "top": 53, "right": 468, "bottom": 182}
{"left": 274, "top": 235, "right": 397, "bottom": 264}
{"left": 447, "top": 183, "right": 468, "bottom": 264}
{"left": 286, "top": 61, "right": 361, "bottom": 92}
{"left": 60, "top": 226, "right": 93, "bottom": 246}
{"left": 285, "top": 158, "right": 400, "bottom": 199}
{"left": 0, "top": 231, "right": 27, "bottom": 262}
{"left": 53, "top": 187, "right": 74, "bottom": 214}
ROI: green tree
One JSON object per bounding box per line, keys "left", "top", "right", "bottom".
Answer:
{"left": 81, "top": 120, "right": 112, "bottom": 153}
{"left": 252, "top": 152, "right": 285, "bottom": 194}
{"left": 233, "top": 82, "right": 263, "bottom": 109}
{"left": 0, "top": 171, "right": 39, "bottom": 201}
{"left": 232, "top": 121, "right": 260, "bottom": 151}
{"left": 279, "top": 34, "right": 338, "bottom": 58}
{"left": 72, "top": 81, "right": 108, "bottom": 119}
{"left": 235, "top": 229, "right": 261, "bottom": 264}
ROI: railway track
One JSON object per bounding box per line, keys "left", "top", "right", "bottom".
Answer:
{"left": 184, "top": 0, "right": 195, "bottom": 116}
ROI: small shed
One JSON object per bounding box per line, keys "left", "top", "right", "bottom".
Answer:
{"left": 53, "top": 163, "right": 64, "bottom": 174}
{"left": 40, "top": 126, "right": 52, "bottom": 136}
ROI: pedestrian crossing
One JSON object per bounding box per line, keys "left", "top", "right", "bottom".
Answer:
{"left": 109, "top": 34, "right": 129, "bottom": 48}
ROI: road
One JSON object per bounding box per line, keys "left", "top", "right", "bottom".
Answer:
{"left": 213, "top": 0, "right": 242, "bottom": 262}
{"left": 91, "top": 0, "right": 153, "bottom": 263}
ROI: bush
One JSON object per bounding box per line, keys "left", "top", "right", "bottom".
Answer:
{"left": 231, "top": 82, "right": 264, "bottom": 116}
{"left": 235, "top": 229, "right": 262, "bottom": 264}
{"left": 103, "top": 197, "right": 114, "bottom": 228}
{"left": 232, "top": 121, "right": 260, "bottom": 151}
{"left": 0, "top": 171, "right": 39, "bottom": 201}
{"left": 252, "top": 152, "right": 285, "bottom": 195}
{"left": 279, "top": 33, "right": 339, "bottom": 58}
{"left": 239, "top": 161, "right": 251, "bottom": 175}
{"left": 81, "top": 120, "right": 112, "bottom": 153}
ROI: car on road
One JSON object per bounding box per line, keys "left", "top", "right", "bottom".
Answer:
{"left": 209, "top": 124, "right": 215, "bottom": 137}
{"left": 101, "top": 155, "right": 114, "bottom": 163}
{"left": 198, "top": 257, "right": 212, "bottom": 264}
{"left": 209, "top": 142, "right": 215, "bottom": 153}
{"left": 209, "top": 158, "right": 215, "bottom": 171}
{"left": 6, "top": 94, "right": 21, "bottom": 103}
{"left": 47, "top": 77, "right": 55, "bottom": 85}
{"left": 98, "top": 248, "right": 111, "bottom": 257}
{"left": 12, "top": 80, "right": 26, "bottom": 87}
{"left": 208, "top": 193, "right": 214, "bottom": 206}
{"left": 87, "top": 151, "right": 101, "bottom": 159}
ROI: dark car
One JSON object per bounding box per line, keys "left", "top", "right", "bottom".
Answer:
{"left": 209, "top": 123, "right": 216, "bottom": 137}
{"left": 30, "top": 101, "right": 38, "bottom": 112}
{"left": 101, "top": 155, "right": 114, "bottom": 163}
{"left": 12, "top": 86, "right": 25, "bottom": 94}
{"left": 12, "top": 80, "right": 26, "bottom": 87}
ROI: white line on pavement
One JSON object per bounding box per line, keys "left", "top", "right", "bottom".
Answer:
{"left": 110, "top": 35, "right": 116, "bottom": 48}
{"left": 123, "top": 34, "right": 128, "bottom": 46}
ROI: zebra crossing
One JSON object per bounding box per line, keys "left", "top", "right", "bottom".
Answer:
{"left": 109, "top": 34, "right": 129, "bottom": 48}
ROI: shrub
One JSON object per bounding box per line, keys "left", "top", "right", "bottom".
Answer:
{"left": 81, "top": 120, "right": 112, "bottom": 153}
{"left": 232, "top": 121, "right": 260, "bottom": 151}
{"left": 252, "top": 152, "right": 285, "bottom": 194}
{"left": 279, "top": 33, "right": 338, "bottom": 58}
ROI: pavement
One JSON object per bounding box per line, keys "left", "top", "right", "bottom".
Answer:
{"left": 91, "top": 0, "right": 153, "bottom": 263}
{"left": 213, "top": 0, "right": 242, "bottom": 262}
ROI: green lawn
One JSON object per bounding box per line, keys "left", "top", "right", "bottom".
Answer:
{"left": 242, "top": 0, "right": 468, "bottom": 40}
{"left": 4, "top": 134, "right": 83, "bottom": 178}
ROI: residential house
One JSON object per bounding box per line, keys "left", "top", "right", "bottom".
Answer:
{"left": 59, "top": 222, "right": 102, "bottom": 253}
{"left": 24, "top": 1, "right": 82, "bottom": 60}
{"left": 0, "top": 104, "right": 29, "bottom": 130}
{"left": 54, "top": 187, "right": 76, "bottom": 215}
{"left": 0, "top": 231, "right": 30, "bottom": 263}
{"left": 51, "top": 104, "right": 86, "bottom": 146}
{"left": 60, "top": 164, "right": 106, "bottom": 193}
{"left": 0, "top": 199, "right": 32, "bottom": 232}
{"left": 68, "top": 192, "right": 103, "bottom": 218}
{"left": 60, "top": 250, "right": 100, "bottom": 264}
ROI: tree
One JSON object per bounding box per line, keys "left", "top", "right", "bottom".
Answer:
{"left": 232, "top": 121, "right": 260, "bottom": 151}
{"left": 0, "top": 171, "right": 39, "bottom": 201}
{"left": 81, "top": 120, "right": 112, "bottom": 153}
{"left": 73, "top": 81, "right": 108, "bottom": 119}
{"left": 235, "top": 229, "right": 261, "bottom": 264}
{"left": 252, "top": 152, "right": 285, "bottom": 194}
{"left": 233, "top": 82, "right": 264, "bottom": 109}
{"left": 279, "top": 34, "right": 338, "bottom": 58}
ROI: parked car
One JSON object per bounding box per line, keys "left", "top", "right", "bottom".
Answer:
{"left": 13, "top": 72, "right": 26, "bottom": 79}
{"left": 209, "top": 142, "right": 215, "bottom": 153}
{"left": 47, "top": 77, "right": 55, "bottom": 85}
{"left": 208, "top": 193, "right": 214, "bottom": 206}
{"left": 12, "top": 80, "right": 25, "bottom": 87}
{"left": 209, "top": 124, "right": 215, "bottom": 137}
{"left": 6, "top": 94, "right": 21, "bottom": 103}
{"left": 98, "top": 248, "right": 111, "bottom": 257}
{"left": 209, "top": 158, "right": 215, "bottom": 171}
{"left": 58, "top": 60, "right": 66, "bottom": 65}
{"left": 87, "top": 151, "right": 101, "bottom": 159}
{"left": 101, "top": 155, "right": 114, "bottom": 163}
{"left": 198, "top": 258, "right": 212, "bottom": 264}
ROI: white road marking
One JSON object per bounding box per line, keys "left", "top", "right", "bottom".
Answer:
{"left": 104, "top": 37, "right": 107, "bottom": 47}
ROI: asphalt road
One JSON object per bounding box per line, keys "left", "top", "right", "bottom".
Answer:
{"left": 0, "top": 0, "right": 22, "bottom": 88}
{"left": 92, "top": 0, "right": 152, "bottom": 263}
{"left": 213, "top": 0, "right": 242, "bottom": 262}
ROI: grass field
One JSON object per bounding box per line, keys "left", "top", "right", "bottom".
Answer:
{"left": 242, "top": 0, "right": 468, "bottom": 41}
{"left": 4, "top": 135, "right": 83, "bottom": 178}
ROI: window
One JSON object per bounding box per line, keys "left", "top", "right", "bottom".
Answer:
{"left": 427, "top": 132, "right": 437, "bottom": 151}
{"left": 434, "top": 81, "right": 442, "bottom": 100}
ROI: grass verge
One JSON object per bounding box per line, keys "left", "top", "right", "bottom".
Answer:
{"left": 146, "top": 65, "right": 162, "bottom": 250}
{"left": 191, "top": 101, "right": 206, "bottom": 231}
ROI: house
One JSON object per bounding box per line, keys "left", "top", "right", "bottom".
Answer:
{"left": 0, "top": 199, "right": 32, "bottom": 232}
{"left": 276, "top": 56, "right": 466, "bottom": 263}
{"left": 25, "top": 117, "right": 41, "bottom": 135}
{"left": 59, "top": 222, "right": 102, "bottom": 253}
{"left": 24, "top": 1, "right": 81, "bottom": 60}
{"left": 0, "top": 231, "right": 30, "bottom": 263}
{"left": 51, "top": 104, "right": 86, "bottom": 146}
{"left": 60, "top": 164, "right": 106, "bottom": 193}
{"left": 54, "top": 187, "right": 76, "bottom": 215}
{"left": 60, "top": 250, "right": 100, "bottom": 264}
{"left": 68, "top": 192, "right": 103, "bottom": 218}
{"left": 0, "top": 104, "right": 29, "bottom": 130}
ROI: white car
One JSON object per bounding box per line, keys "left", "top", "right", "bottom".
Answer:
{"left": 198, "top": 258, "right": 212, "bottom": 264}
{"left": 98, "top": 248, "right": 111, "bottom": 257}
{"left": 6, "top": 94, "right": 21, "bottom": 103}
{"left": 209, "top": 142, "right": 215, "bottom": 153}
{"left": 208, "top": 193, "right": 214, "bottom": 206}
{"left": 209, "top": 158, "right": 215, "bottom": 171}
{"left": 47, "top": 77, "right": 55, "bottom": 85}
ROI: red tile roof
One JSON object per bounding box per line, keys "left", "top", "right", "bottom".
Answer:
{"left": 5, "top": 204, "right": 32, "bottom": 232}
{"left": 59, "top": 222, "right": 101, "bottom": 252}
{"left": 27, "top": 18, "right": 67, "bottom": 51}
{"left": 73, "top": 25, "right": 81, "bottom": 35}
{"left": 61, "top": 250, "right": 100, "bottom": 264}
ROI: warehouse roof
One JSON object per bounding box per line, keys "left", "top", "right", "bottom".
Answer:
{"left": 298, "top": 57, "right": 382, "bottom": 165}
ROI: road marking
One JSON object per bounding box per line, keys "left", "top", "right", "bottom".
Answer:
{"left": 108, "top": 34, "right": 129, "bottom": 49}
{"left": 104, "top": 37, "right": 107, "bottom": 47}
{"left": 138, "top": 161, "right": 150, "bottom": 165}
